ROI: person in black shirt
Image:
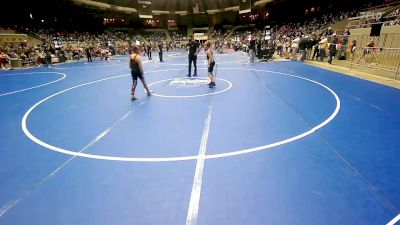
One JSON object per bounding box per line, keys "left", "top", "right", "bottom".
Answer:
{"left": 158, "top": 42, "right": 163, "bottom": 62}
{"left": 186, "top": 36, "right": 200, "bottom": 77}
{"left": 146, "top": 43, "right": 152, "bottom": 60}
{"left": 45, "top": 51, "right": 52, "bottom": 68}
{"left": 328, "top": 35, "right": 338, "bottom": 64}
{"left": 85, "top": 47, "right": 92, "bottom": 62}
{"left": 298, "top": 37, "right": 308, "bottom": 61}
{"left": 249, "top": 39, "right": 256, "bottom": 63}
{"left": 256, "top": 40, "right": 262, "bottom": 59}
{"left": 327, "top": 43, "right": 336, "bottom": 64}
{"left": 311, "top": 38, "right": 320, "bottom": 60}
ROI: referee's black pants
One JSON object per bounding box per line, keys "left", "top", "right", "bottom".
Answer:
{"left": 188, "top": 54, "right": 197, "bottom": 75}
{"left": 159, "top": 51, "right": 163, "bottom": 62}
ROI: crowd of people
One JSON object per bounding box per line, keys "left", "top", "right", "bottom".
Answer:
{"left": 270, "top": 12, "right": 349, "bottom": 64}
{"left": 142, "top": 32, "right": 166, "bottom": 43}
{"left": 206, "top": 10, "right": 351, "bottom": 63}
{"left": 0, "top": 27, "right": 140, "bottom": 70}
{"left": 383, "top": 7, "right": 400, "bottom": 25}
{"left": 211, "top": 29, "right": 230, "bottom": 40}
{"left": 210, "top": 4, "right": 398, "bottom": 65}
{"left": 0, "top": 27, "right": 190, "bottom": 70}
{"left": 347, "top": 7, "right": 400, "bottom": 28}
{"left": 1, "top": 2, "right": 399, "bottom": 70}
{"left": 170, "top": 30, "right": 187, "bottom": 41}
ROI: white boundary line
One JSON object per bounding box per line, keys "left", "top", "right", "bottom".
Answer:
{"left": 52, "top": 63, "right": 126, "bottom": 70}
{"left": 0, "top": 109, "right": 135, "bottom": 217}
{"left": 155, "top": 60, "right": 247, "bottom": 66}
{"left": 148, "top": 78, "right": 232, "bottom": 98}
{"left": 167, "top": 54, "right": 189, "bottom": 58}
{"left": 186, "top": 97, "right": 213, "bottom": 225}
{"left": 21, "top": 68, "right": 341, "bottom": 162}
{"left": 52, "top": 59, "right": 152, "bottom": 70}
{"left": 0, "top": 72, "right": 67, "bottom": 97}
{"left": 387, "top": 214, "right": 400, "bottom": 225}
{"left": 167, "top": 52, "right": 243, "bottom": 58}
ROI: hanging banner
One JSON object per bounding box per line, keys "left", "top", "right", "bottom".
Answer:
{"left": 239, "top": 0, "right": 251, "bottom": 14}
{"left": 138, "top": 0, "right": 153, "bottom": 18}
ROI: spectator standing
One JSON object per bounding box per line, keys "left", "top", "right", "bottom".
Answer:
{"left": 158, "top": 42, "right": 163, "bottom": 62}
{"left": 85, "top": 46, "right": 92, "bottom": 62}
{"left": 146, "top": 43, "right": 152, "bottom": 60}
{"left": 249, "top": 38, "right": 256, "bottom": 63}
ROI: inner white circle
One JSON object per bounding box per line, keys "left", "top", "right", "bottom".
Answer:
{"left": 21, "top": 68, "right": 341, "bottom": 162}
{"left": 155, "top": 60, "right": 246, "bottom": 66}
{"left": 52, "top": 59, "right": 152, "bottom": 70}
{"left": 0, "top": 72, "right": 67, "bottom": 97}
{"left": 53, "top": 63, "right": 126, "bottom": 70}
{"left": 148, "top": 77, "right": 232, "bottom": 98}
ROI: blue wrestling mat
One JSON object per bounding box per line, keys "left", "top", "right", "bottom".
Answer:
{"left": 0, "top": 51, "right": 399, "bottom": 225}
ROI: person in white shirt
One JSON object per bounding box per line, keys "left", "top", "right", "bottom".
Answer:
{"left": 291, "top": 36, "right": 300, "bottom": 60}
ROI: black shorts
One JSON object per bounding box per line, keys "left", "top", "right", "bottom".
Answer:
{"left": 208, "top": 61, "right": 215, "bottom": 73}
{"left": 131, "top": 71, "right": 143, "bottom": 81}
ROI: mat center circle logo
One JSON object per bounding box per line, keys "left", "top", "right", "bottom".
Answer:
{"left": 169, "top": 77, "right": 210, "bottom": 87}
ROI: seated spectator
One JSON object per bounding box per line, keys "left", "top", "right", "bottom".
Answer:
{"left": 364, "top": 39, "right": 375, "bottom": 55}
{"left": 343, "top": 28, "right": 351, "bottom": 36}
{"left": 0, "top": 51, "right": 11, "bottom": 70}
